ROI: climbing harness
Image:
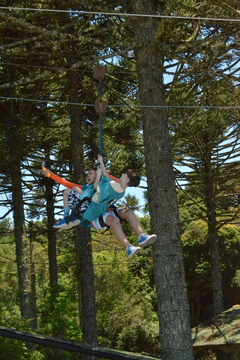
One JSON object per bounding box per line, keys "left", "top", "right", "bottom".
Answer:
{"left": 98, "top": 205, "right": 126, "bottom": 229}
{"left": 65, "top": 196, "right": 92, "bottom": 224}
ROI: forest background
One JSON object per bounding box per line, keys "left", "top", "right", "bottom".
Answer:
{"left": 0, "top": 1, "right": 240, "bottom": 360}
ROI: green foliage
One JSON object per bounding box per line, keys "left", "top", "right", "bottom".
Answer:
{"left": 232, "top": 269, "right": 240, "bottom": 287}
{"left": 182, "top": 219, "right": 240, "bottom": 325}
{"left": 0, "top": 233, "right": 18, "bottom": 306}
{"left": 117, "top": 194, "right": 141, "bottom": 212}
{"left": 1, "top": 1, "right": 240, "bottom": 359}
{"left": 37, "top": 273, "right": 81, "bottom": 341}
{"left": 0, "top": 305, "right": 43, "bottom": 360}
{"left": 219, "top": 224, "right": 240, "bottom": 309}
{"left": 93, "top": 233, "right": 159, "bottom": 356}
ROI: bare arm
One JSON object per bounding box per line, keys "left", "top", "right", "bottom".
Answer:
{"left": 72, "top": 186, "right": 83, "bottom": 194}
{"left": 97, "top": 155, "right": 108, "bottom": 177}
{"left": 97, "top": 155, "right": 120, "bottom": 183}
{"left": 94, "top": 168, "right": 102, "bottom": 190}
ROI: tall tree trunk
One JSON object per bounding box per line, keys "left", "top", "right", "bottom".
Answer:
{"left": 76, "top": 227, "right": 98, "bottom": 348}
{"left": 130, "top": 1, "right": 194, "bottom": 359}
{"left": 68, "top": 69, "right": 98, "bottom": 352}
{"left": 205, "top": 162, "right": 223, "bottom": 316}
{"left": 44, "top": 144, "right": 59, "bottom": 295}
{"left": 60, "top": 5, "right": 98, "bottom": 351}
{"left": 45, "top": 174, "right": 59, "bottom": 294}
{"left": 7, "top": 105, "right": 37, "bottom": 331}
{"left": 29, "top": 222, "right": 37, "bottom": 329}
{"left": 1, "top": 31, "right": 37, "bottom": 331}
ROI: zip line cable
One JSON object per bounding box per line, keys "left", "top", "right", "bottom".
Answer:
{"left": 0, "top": 6, "right": 240, "bottom": 23}
{"left": 1, "top": 7, "right": 239, "bottom": 109}
{"left": 1, "top": 62, "right": 137, "bottom": 75}
{"left": 0, "top": 96, "right": 240, "bottom": 109}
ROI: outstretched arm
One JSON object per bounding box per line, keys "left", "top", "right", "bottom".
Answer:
{"left": 42, "top": 165, "right": 83, "bottom": 190}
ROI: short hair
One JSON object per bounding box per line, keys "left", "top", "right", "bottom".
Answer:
{"left": 126, "top": 169, "right": 141, "bottom": 187}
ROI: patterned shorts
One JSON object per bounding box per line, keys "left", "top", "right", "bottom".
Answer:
{"left": 68, "top": 190, "right": 91, "bottom": 214}
{"left": 68, "top": 190, "right": 81, "bottom": 208}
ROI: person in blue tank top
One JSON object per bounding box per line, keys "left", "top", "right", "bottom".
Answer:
{"left": 43, "top": 155, "right": 140, "bottom": 225}
{"left": 43, "top": 156, "right": 156, "bottom": 257}
{"left": 83, "top": 166, "right": 141, "bottom": 222}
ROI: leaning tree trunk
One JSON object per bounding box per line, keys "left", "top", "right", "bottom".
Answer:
{"left": 130, "top": 1, "right": 194, "bottom": 359}
{"left": 6, "top": 104, "right": 37, "bottom": 331}
{"left": 2, "top": 35, "right": 37, "bottom": 331}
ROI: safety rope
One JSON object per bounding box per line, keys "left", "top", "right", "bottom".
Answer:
{"left": 64, "top": 66, "right": 108, "bottom": 227}
{"left": 94, "top": 65, "right": 107, "bottom": 157}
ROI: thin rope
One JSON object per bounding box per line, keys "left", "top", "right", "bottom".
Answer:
{"left": 1, "top": 6, "right": 240, "bottom": 23}
{"left": 1, "top": 96, "right": 240, "bottom": 109}
{"left": 1, "top": 62, "right": 94, "bottom": 72}
{"left": 99, "top": 113, "right": 104, "bottom": 156}
{"left": 1, "top": 62, "right": 137, "bottom": 75}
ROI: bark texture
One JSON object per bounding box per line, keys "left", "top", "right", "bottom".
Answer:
{"left": 68, "top": 68, "right": 98, "bottom": 355}
{"left": 204, "top": 159, "right": 223, "bottom": 316}
{"left": 7, "top": 107, "right": 37, "bottom": 331}
{"left": 130, "top": 0, "right": 194, "bottom": 359}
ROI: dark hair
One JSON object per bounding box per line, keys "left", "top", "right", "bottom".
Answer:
{"left": 126, "top": 169, "right": 141, "bottom": 187}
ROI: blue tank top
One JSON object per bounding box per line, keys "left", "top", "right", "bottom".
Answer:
{"left": 80, "top": 184, "right": 96, "bottom": 199}
{"left": 82, "top": 176, "right": 125, "bottom": 221}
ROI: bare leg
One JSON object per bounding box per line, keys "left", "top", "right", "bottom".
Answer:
{"left": 63, "top": 188, "right": 71, "bottom": 207}
{"left": 118, "top": 208, "right": 143, "bottom": 236}
{"left": 72, "top": 186, "right": 83, "bottom": 195}
{"left": 63, "top": 186, "right": 83, "bottom": 208}
{"left": 104, "top": 215, "right": 130, "bottom": 248}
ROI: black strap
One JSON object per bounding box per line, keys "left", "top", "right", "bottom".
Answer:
{"left": 66, "top": 197, "right": 91, "bottom": 224}
{"left": 98, "top": 215, "right": 110, "bottom": 229}
{"left": 109, "top": 205, "right": 126, "bottom": 224}
{"left": 97, "top": 206, "right": 126, "bottom": 230}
